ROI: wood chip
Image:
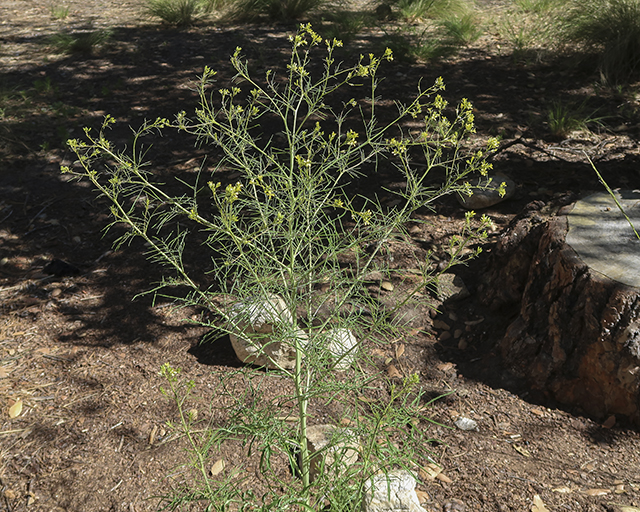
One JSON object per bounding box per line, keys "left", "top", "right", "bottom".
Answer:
{"left": 584, "top": 488, "right": 610, "bottom": 496}
{"left": 148, "top": 425, "right": 158, "bottom": 445}
{"left": 531, "top": 494, "right": 549, "bottom": 512}
{"left": 436, "top": 362, "right": 455, "bottom": 372}
{"left": 512, "top": 443, "right": 531, "bottom": 457}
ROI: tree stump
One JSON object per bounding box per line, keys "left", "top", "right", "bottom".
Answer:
{"left": 479, "top": 192, "right": 640, "bottom": 427}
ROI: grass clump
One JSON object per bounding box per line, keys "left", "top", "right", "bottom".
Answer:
{"left": 546, "top": 99, "right": 605, "bottom": 139}
{"left": 562, "top": 0, "right": 640, "bottom": 84}
{"left": 48, "top": 30, "right": 111, "bottom": 54}
{"left": 146, "top": 0, "right": 221, "bottom": 26}
{"left": 64, "top": 24, "right": 497, "bottom": 511}
{"left": 440, "top": 12, "right": 483, "bottom": 45}
{"left": 49, "top": 4, "right": 70, "bottom": 19}
{"left": 227, "top": 0, "right": 324, "bottom": 21}
{"left": 395, "top": 0, "right": 470, "bottom": 22}
{"left": 500, "top": 0, "right": 566, "bottom": 59}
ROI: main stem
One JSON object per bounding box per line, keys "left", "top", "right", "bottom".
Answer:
{"left": 295, "top": 335, "right": 310, "bottom": 493}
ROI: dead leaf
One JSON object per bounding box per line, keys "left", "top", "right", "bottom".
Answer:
{"left": 531, "top": 494, "right": 549, "bottom": 512}
{"left": 419, "top": 463, "right": 442, "bottom": 481}
{"left": 386, "top": 364, "right": 402, "bottom": 379}
{"left": 0, "top": 367, "right": 8, "bottom": 378}
{"left": 210, "top": 458, "right": 225, "bottom": 476}
{"left": 512, "top": 443, "right": 531, "bottom": 457}
{"left": 371, "top": 348, "right": 386, "bottom": 358}
{"left": 436, "top": 362, "right": 455, "bottom": 372}
{"left": 8, "top": 399, "right": 22, "bottom": 419}
{"left": 395, "top": 344, "right": 405, "bottom": 359}
{"left": 602, "top": 415, "right": 616, "bottom": 429}
{"left": 415, "top": 490, "right": 429, "bottom": 504}
{"left": 436, "top": 472, "right": 452, "bottom": 483}
{"left": 584, "top": 488, "right": 610, "bottom": 496}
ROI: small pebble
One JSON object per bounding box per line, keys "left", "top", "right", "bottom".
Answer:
{"left": 439, "top": 331, "right": 451, "bottom": 341}
{"left": 433, "top": 320, "right": 451, "bottom": 330}
{"left": 454, "top": 417, "right": 478, "bottom": 431}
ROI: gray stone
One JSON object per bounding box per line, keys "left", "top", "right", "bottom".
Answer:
{"left": 436, "top": 273, "right": 470, "bottom": 303}
{"left": 456, "top": 174, "right": 516, "bottom": 210}
{"left": 228, "top": 293, "right": 306, "bottom": 370}
{"left": 305, "top": 424, "right": 360, "bottom": 482}
{"left": 363, "top": 470, "right": 427, "bottom": 512}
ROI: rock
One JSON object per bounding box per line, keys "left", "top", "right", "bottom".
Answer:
{"left": 456, "top": 174, "right": 516, "bottom": 210}
{"left": 435, "top": 273, "right": 470, "bottom": 303}
{"left": 304, "top": 424, "right": 360, "bottom": 482}
{"left": 228, "top": 293, "right": 305, "bottom": 370}
{"left": 363, "top": 470, "right": 427, "bottom": 512}
{"left": 324, "top": 328, "right": 358, "bottom": 370}
{"left": 454, "top": 417, "right": 479, "bottom": 431}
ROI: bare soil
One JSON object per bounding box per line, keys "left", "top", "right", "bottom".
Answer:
{"left": 1, "top": 1, "right": 640, "bottom": 510}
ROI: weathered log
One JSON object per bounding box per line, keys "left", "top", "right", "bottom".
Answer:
{"left": 480, "top": 192, "right": 640, "bottom": 426}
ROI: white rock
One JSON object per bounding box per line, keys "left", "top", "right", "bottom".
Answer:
{"left": 304, "top": 424, "right": 360, "bottom": 482}
{"left": 324, "top": 328, "right": 358, "bottom": 370}
{"left": 456, "top": 174, "right": 515, "bottom": 210}
{"left": 363, "top": 470, "right": 427, "bottom": 512}
{"left": 228, "top": 293, "right": 305, "bottom": 370}
{"left": 454, "top": 417, "right": 479, "bottom": 431}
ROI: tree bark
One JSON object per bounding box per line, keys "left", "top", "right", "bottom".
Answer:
{"left": 480, "top": 199, "right": 640, "bottom": 426}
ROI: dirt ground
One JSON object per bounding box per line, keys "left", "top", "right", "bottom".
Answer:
{"left": 1, "top": 0, "right": 640, "bottom": 510}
